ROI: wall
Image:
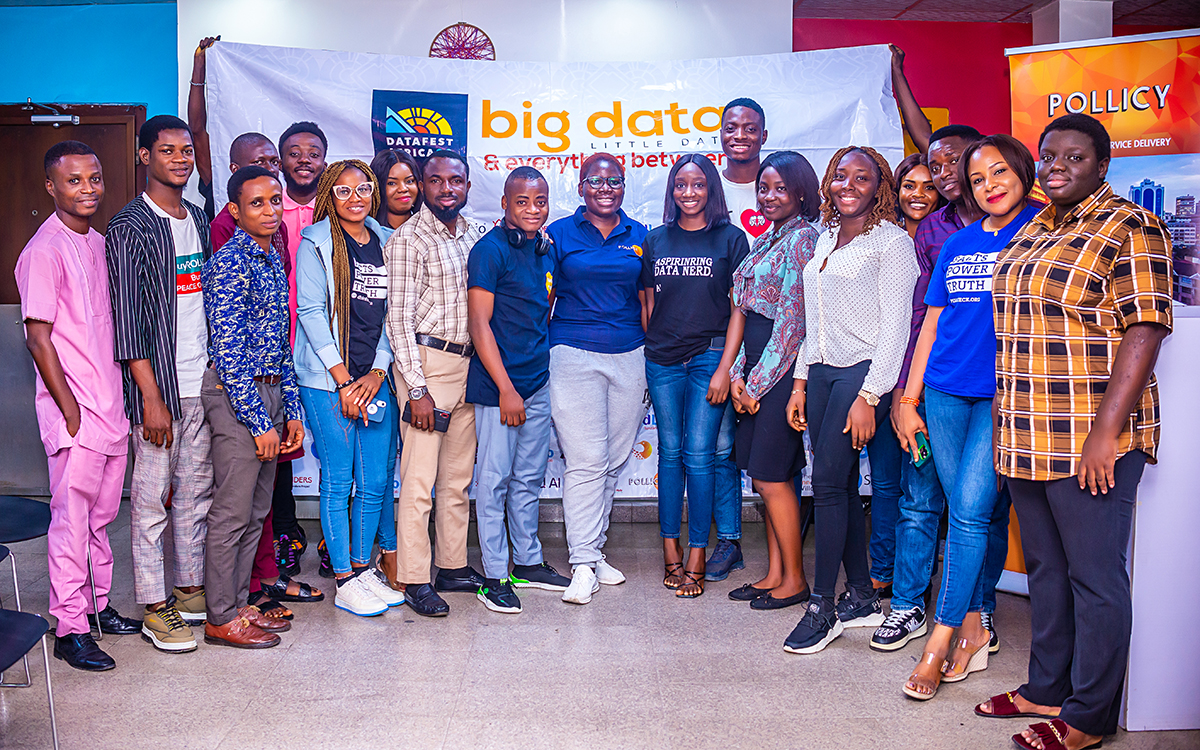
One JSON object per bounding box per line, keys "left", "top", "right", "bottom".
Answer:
{"left": 794, "top": 19, "right": 1186, "bottom": 139}
{"left": 0, "top": 2, "right": 178, "bottom": 116}
{"left": 176, "top": 0, "right": 794, "bottom": 115}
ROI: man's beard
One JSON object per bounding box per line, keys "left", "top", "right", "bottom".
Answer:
{"left": 428, "top": 198, "right": 466, "bottom": 223}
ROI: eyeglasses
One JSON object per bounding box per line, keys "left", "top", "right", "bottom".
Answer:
{"left": 332, "top": 182, "right": 375, "bottom": 200}
{"left": 582, "top": 176, "right": 624, "bottom": 189}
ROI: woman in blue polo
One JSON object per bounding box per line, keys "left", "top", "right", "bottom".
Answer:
{"left": 547, "top": 152, "right": 649, "bottom": 605}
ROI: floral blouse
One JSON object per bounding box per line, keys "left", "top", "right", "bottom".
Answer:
{"left": 730, "top": 215, "right": 818, "bottom": 399}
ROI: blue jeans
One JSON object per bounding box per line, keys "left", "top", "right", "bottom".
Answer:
{"left": 300, "top": 385, "right": 398, "bottom": 575}
{"left": 646, "top": 348, "right": 726, "bottom": 548}
{"left": 891, "top": 401, "right": 947, "bottom": 613}
{"left": 925, "top": 387, "right": 1009, "bottom": 628}
{"left": 713, "top": 402, "right": 742, "bottom": 541}
{"left": 474, "top": 385, "right": 553, "bottom": 579}
{"left": 867, "top": 420, "right": 903, "bottom": 583}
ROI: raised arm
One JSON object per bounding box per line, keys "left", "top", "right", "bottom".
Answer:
{"left": 188, "top": 36, "right": 220, "bottom": 190}
{"left": 890, "top": 45, "right": 933, "bottom": 156}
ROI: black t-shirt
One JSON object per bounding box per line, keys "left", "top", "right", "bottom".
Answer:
{"left": 640, "top": 222, "right": 750, "bottom": 366}
{"left": 343, "top": 229, "right": 387, "bottom": 378}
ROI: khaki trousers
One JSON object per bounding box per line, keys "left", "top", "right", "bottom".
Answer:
{"left": 396, "top": 345, "right": 476, "bottom": 584}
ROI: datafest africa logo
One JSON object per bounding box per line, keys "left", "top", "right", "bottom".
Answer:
{"left": 371, "top": 90, "right": 468, "bottom": 158}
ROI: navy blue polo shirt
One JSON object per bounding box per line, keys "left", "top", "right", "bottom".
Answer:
{"left": 545, "top": 206, "right": 648, "bottom": 354}
{"left": 466, "top": 226, "right": 554, "bottom": 406}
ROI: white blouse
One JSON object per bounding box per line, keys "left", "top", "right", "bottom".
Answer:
{"left": 794, "top": 220, "right": 917, "bottom": 398}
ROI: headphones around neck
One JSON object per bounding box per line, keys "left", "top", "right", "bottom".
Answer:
{"left": 505, "top": 223, "right": 551, "bottom": 256}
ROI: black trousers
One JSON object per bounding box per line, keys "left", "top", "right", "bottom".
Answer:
{"left": 806, "top": 361, "right": 890, "bottom": 600}
{"left": 271, "top": 460, "right": 300, "bottom": 539}
{"left": 1009, "top": 450, "right": 1147, "bottom": 737}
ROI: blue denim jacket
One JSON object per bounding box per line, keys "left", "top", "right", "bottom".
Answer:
{"left": 202, "top": 227, "right": 301, "bottom": 436}
{"left": 294, "top": 217, "right": 395, "bottom": 391}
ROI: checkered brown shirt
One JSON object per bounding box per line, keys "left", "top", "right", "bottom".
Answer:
{"left": 993, "top": 183, "right": 1174, "bottom": 481}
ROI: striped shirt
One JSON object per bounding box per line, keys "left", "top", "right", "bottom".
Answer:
{"left": 105, "top": 194, "right": 212, "bottom": 423}
{"left": 993, "top": 183, "right": 1174, "bottom": 481}
{"left": 383, "top": 204, "right": 487, "bottom": 390}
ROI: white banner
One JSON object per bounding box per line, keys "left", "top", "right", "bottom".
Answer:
{"left": 205, "top": 42, "right": 899, "bottom": 497}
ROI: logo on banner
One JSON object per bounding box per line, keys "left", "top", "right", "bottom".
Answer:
{"left": 372, "top": 90, "right": 468, "bottom": 157}
{"left": 633, "top": 441, "right": 653, "bottom": 460}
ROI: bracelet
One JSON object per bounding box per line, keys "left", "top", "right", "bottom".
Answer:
{"left": 190, "top": 81, "right": 205, "bottom": 86}
{"left": 371, "top": 368, "right": 387, "bottom": 379}
{"left": 335, "top": 379, "right": 355, "bottom": 391}
{"left": 899, "top": 395, "right": 921, "bottom": 406}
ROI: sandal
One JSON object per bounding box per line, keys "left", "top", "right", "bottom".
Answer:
{"left": 976, "top": 691, "right": 1060, "bottom": 720}
{"left": 247, "top": 592, "right": 293, "bottom": 620}
{"left": 676, "top": 569, "right": 705, "bottom": 599}
{"left": 261, "top": 574, "right": 324, "bottom": 603}
{"left": 1012, "top": 719, "right": 1103, "bottom": 750}
{"left": 902, "top": 650, "right": 945, "bottom": 701}
{"left": 663, "top": 562, "right": 684, "bottom": 589}
{"left": 942, "top": 635, "right": 989, "bottom": 683}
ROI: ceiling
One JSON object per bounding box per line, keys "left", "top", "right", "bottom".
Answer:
{"left": 793, "top": 0, "right": 1200, "bottom": 26}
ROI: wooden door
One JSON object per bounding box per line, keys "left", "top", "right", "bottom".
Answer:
{"left": 0, "top": 104, "right": 145, "bottom": 304}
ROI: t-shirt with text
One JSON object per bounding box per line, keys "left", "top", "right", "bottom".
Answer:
{"left": 924, "top": 203, "right": 1040, "bottom": 399}
{"left": 344, "top": 229, "right": 387, "bottom": 379}
{"left": 143, "top": 194, "right": 207, "bottom": 399}
{"left": 640, "top": 223, "right": 750, "bottom": 366}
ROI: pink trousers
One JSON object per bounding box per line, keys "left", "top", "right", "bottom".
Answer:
{"left": 46, "top": 445, "right": 127, "bottom": 636}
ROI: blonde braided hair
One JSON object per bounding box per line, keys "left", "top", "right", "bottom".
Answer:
{"left": 312, "top": 160, "right": 381, "bottom": 364}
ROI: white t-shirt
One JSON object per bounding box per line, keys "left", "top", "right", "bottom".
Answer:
{"left": 721, "top": 174, "right": 768, "bottom": 245}
{"left": 143, "top": 194, "right": 208, "bottom": 399}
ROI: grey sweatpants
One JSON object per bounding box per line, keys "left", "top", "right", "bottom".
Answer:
{"left": 549, "top": 344, "right": 648, "bottom": 567}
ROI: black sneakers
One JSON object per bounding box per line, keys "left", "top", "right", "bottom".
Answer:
{"left": 783, "top": 597, "right": 844, "bottom": 654}
{"left": 477, "top": 579, "right": 522, "bottom": 614}
{"left": 981, "top": 611, "right": 1000, "bottom": 653}
{"left": 870, "top": 606, "right": 928, "bottom": 652}
{"left": 704, "top": 539, "right": 745, "bottom": 582}
{"left": 835, "top": 585, "right": 885, "bottom": 628}
{"left": 509, "top": 562, "right": 571, "bottom": 591}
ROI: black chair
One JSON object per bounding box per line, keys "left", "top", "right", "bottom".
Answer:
{"left": 0, "top": 495, "right": 104, "bottom": 644}
{"left": 0, "top": 606, "right": 60, "bottom": 749}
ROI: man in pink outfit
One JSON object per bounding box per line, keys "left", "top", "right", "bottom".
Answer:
{"left": 15, "top": 141, "right": 141, "bottom": 672}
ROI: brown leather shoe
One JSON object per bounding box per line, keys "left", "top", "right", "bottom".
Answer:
{"left": 239, "top": 605, "right": 291, "bottom": 633}
{"left": 203, "top": 617, "right": 280, "bottom": 649}
{"left": 377, "top": 551, "right": 406, "bottom": 593}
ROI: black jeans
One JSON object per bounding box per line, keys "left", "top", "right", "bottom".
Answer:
{"left": 271, "top": 461, "right": 300, "bottom": 539}
{"left": 1010, "top": 450, "right": 1147, "bottom": 737}
{"left": 806, "top": 361, "right": 889, "bottom": 600}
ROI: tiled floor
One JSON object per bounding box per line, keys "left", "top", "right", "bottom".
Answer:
{"left": 1, "top": 505, "right": 1197, "bottom": 750}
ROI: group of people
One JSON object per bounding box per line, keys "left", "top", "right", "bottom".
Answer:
{"left": 17, "top": 39, "right": 1172, "bottom": 750}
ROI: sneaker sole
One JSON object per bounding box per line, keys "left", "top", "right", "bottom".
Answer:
{"left": 841, "top": 611, "right": 887, "bottom": 629}
{"left": 704, "top": 560, "right": 745, "bottom": 582}
{"left": 140, "top": 629, "right": 197, "bottom": 653}
{"left": 177, "top": 612, "right": 206, "bottom": 625}
{"left": 510, "top": 579, "right": 569, "bottom": 592}
{"left": 476, "top": 592, "right": 522, "bottom": 614}
{"left": 334, "top": 601, "right": 388, "bottom": 617}
{"left": 869, "top": 620, "right": 929, "bottom": 652}
{"left": 784, "top": 619, "right": 845, "bottom": 655}
{"left": 596, "top": 576, "right": 625, "bottom": 586}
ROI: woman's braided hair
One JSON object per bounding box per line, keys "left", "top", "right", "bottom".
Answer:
{"left": 312, "top": 159, "right": 381, "bottom": 364}
{"left": 818, "top": 146, "right": 900, "bottom": 232}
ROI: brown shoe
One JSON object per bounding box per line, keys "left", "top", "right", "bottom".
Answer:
{"left": 377, "top": 550, "right": 406, "bottom": 593}
{"left": 203, "top": 617, "right": 280, "bottom": 649}
{"left": 239, "top": 605, "right": 291, "bottom": 633}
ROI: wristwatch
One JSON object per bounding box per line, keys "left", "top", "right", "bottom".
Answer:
{"left": 857, "top": 389, "right": 881, "bottom": 407}
{"left": 408, "top": 385, "right": 428, "bottom": 401}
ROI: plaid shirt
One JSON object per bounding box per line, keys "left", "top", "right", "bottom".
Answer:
{"left": 993, "top": 183, "right": 1174, "bottom": 481}
{"left": 384, "top": 205, "right": 487, "bottom": 390}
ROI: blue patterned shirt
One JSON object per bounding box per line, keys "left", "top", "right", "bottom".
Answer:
{"left": 202, "top": 228, "right": 300, "bottom": 436}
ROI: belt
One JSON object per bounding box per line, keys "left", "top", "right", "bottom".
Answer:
{"left": 416, "top": 333, "right": 474, "bottom": 358}
{"left": 208, "top": 362, "right": 282, "bottom": 385}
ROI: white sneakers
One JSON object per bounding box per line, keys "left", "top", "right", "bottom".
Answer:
{"left": 562, "top": 565, "right": 601, "bottom": 605}
{"left": 595, "top": 558, "right": 626, "bottom": 585}
{"left": 334, "top": 572, "right": 389, "bottom": 617}
{"left": 359, "top": 568, "right": 405, "bottom": 607}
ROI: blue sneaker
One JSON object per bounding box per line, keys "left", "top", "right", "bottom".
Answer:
{"left": 705, "top": 539, "right": 744, "bottom": 582}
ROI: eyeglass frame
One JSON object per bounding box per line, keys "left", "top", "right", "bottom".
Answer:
{"left": 581, "top": 175, "right": 625, "bottom": 189}
{"left": 331, "top": 182, "right": 375, "bottom": 200}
